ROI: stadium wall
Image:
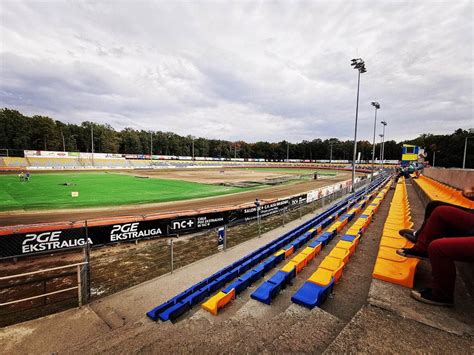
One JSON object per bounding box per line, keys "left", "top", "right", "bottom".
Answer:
{"left": 423, "top": 167, "right": 474, "bottom": 190}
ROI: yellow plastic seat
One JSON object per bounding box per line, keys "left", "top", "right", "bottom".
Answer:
{"left": 290, "top": 253, "right": 307, "bottom": 273}
{"left": 319, "top": 256, "right": 345, "bottom": 283}
{"left": 380, "top": 237, "right": 412, "bottom": 249}
{"left": 372, "top": 257, "right": 419, "bottom": 288}
{"left": 274, "top": 249, "right": 285, "bottom": 258}
{"left": 300, "top": 246, "right": 317, "bottom": 262}
{"left": 201, "top": 289, "right": 235, "bottom": 315}
{"left": 336, "top": 240, "right": 356, "bottom": 256}
{"left": 281, "top": 261, "right": 297, "bottom": 274}
{"left": 328, "top": 247, "right": 350, "bottom": 264}
{"left": 308, "top": 268, "right": 333, "bottom": 286}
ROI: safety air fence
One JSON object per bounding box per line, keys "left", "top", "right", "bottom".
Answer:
{"left": 0, "top": 174, "right": 380, "bottom": 260}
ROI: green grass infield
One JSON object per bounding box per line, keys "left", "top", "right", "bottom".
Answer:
{"left": 0, "top": 172, "right": 255, "bottom": 211}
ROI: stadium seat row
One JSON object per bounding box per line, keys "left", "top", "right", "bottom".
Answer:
{"left": 147, "top": 175, "right": 389, "bottom": 321}
{"left": 292, "top": 181, "right": 391, "bottom": 309}
{"left": 1, "top": 157, "right": 28, "bottom": 167}
{"left": 203, "top": 215, "right": 341, "bottom": 313}
{"left": 147, "top": 187, "right": 364, "bottom": 321}
{"left": 372, "top": 177, "right": 419, "bottom": 288}
{"left": 202, "top": 177, "right": 391, "bottom": 313}
{"left": 414, "top": 175, "right": 473, "bottom": 209}
{"left": 197, "top": 199, "right": 359, "bottom": 315}
{"left": 249, "top": 211, "right": 356, "bottom": 306}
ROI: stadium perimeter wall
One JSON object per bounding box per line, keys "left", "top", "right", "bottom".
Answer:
{"left": 424, "top": 167, "right": 474, "bottom": 190}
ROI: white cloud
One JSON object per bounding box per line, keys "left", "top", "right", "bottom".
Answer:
{"left": 0, "top": 0, "right": 472, "bottom": 143}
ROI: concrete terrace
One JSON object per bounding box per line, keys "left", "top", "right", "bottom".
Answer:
{"left": 1, "top": 180, "right": 473, "bottom": 354}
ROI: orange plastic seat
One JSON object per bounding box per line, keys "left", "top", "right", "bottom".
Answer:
{"left": 201, "top": 289, "right": 236, "bottom": 315}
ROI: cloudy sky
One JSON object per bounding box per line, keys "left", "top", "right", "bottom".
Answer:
{"left": 0, "top": 1, "right": 472, "bottom": 143}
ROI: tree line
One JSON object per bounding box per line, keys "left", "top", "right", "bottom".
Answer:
{"left": 0, "top": 108, "right": 471, "bottom": 167}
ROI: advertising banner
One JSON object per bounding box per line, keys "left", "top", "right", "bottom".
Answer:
{"left": 0, "top": 185, "right": 341, "bottom": 259}
{"left": 228, "top": 193, "right": 307, "bottom": 223}
{"left": 0, "top": 210, "right": 231, "bottom": 258}
{"left": 306, "top": 190, "right": 318, "bottom": 203}
{"left": 217, "top": 227, "right": 225, "bottom": 251}
{"left": 24, "top": 150, "right": 69, "bottom": 158}
{"left": 0, "top": 227, "right": 89, "bottom": 258}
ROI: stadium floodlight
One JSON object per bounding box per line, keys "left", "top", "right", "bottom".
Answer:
{"left": 350, "top": 58, "right": 367, "bottom": 192}
{"left": 463, "top": 128, "right": 474, "bottom": 169}
{"left": 379, "top": 134, "right": 384, "bottom": 163}
{"left": 370, "top": 102, "right": 381, "bottom": 180}
{"left": 380, "top": 121, "right": 387, "bottom": 169}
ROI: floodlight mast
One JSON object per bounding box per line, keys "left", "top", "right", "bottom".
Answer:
{"left": 379, "top": 134, "right": 384, "bottom": 163}
{"left": 380, "top": 120, "right": 387, "bottom": 169}
{"left": 463, "top": 128, "right": 474, "bottom": 169}
{"left": 370, "top": 101, "right": 380, "bottom": 181}
{"left": 350, "top": 58, "right": 367, "bottom": 192}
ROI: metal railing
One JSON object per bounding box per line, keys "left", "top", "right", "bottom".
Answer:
{"left": 0, "top": 262, "right": 88, "bottom": 308}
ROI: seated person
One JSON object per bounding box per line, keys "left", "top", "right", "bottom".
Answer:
{"left": 398, "top": 187, "right": 474, "bottom": 244}
{"left": 410, "top": 236, "right": 473, "bottom": 306}
{"left": 396, "top": 187, "right": 474, "bottom": 306}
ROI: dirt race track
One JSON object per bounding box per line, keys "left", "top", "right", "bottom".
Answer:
{"left": 130, "top": 167, "right": 299, "bottom": 183}
{"left": 0, "top": 168, "right": 355, "bottom": 226}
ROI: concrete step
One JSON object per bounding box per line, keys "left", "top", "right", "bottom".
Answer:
{"left": 324, "top": 304, "right": 474, "bottom": 354}
{"left": 265, "top": 306, "right": 343, "bottom": 353}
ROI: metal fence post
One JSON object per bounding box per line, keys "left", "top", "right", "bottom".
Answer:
{"left": 77, "top": 265, "right": 82, "bottom": 308}
{"left": 257, "top": 208, "right": 261, "bottom": 238}
{"left": 84, "top": 221, "right": 91, "bottom": 303}
{"left": 170, "top": 239, "right": 174, "bottom": 274}
{"left": 224, "top": 225, "right": 227, "bottom": 251}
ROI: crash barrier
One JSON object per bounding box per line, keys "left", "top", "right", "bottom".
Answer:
{"left": 146, "top": 174, "right": 390, "bottom": 321}
{"left": 372, "top": 177, "right": 419, "bottom": 288}
{"left": 292, "top": 181, "right": 391, "bottom": 308}
{"left": 0, "top": 176, "right": 370, "bottom": 260}
{"left": 413, "top": 175, "right": 474, "bottom": 209}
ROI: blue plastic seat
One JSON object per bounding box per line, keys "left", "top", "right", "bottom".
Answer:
{"left": 291, "top": 280, "right": 334, "bottom": 309}
{"left": 341, "top": 235, "right": 357, "bottom": 242}
{"left": 262, "top": 256, "right": 277, "bottom": 273}
{"left": 316, "top": 235, "right": 330, "bottom": 246}
{"left": 158, "top": 301, "right": 191, "bottom": 321}
{"left": 251, "top": 270, "right": 293, "bottom": 305}
{"left": 249, "top": 267, "right": 264, "bottom": 284}
{"left": 237, "top": 269, "right": 261, "bottom": 289}
{"left": 206, "top": 278, "right": 225, "bottom": 293}
{"left": 238, "top": 260, "right": 253, "bottom": 274}
{"left": 146, "top": 299, "right": 175, "bottom": 321}
{"left": 251, "top": 280, "right": 280, "bottom": 305}
{"left": 181, "top": 288, "right": 209, "bottom": 307}
{"left": 222, "top": 279, "right": 244, "bottom": 295}
{"left": 308, "top": 240, "right": 322, "bottom": 249}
